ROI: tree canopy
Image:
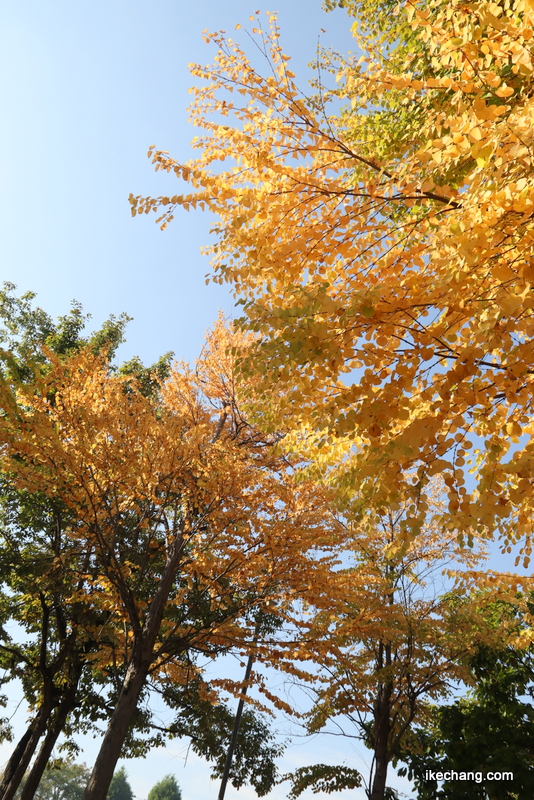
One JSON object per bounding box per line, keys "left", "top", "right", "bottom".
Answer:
{"left": 106, "top": 768, "right": 133, "bottom": 800}
{"left": 147, "top": 775, "right": 181, "bottom": 800}
{"left": 131, "top": 0, "right": 534, "bottom": 571}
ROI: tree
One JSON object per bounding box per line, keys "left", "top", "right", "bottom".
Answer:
{"left": 106, "top": 768, "right": 133, "bottom": 800}
{"left": 0, "top": 288, "right": 319, "bottom": 800}
{"left": 0, "top": 488, "right": 99, "bottom": 800}
{"left": 162, "top": 673, "right": 283, "bottom": 797}
{"left": 0, "top": 285, "right": 219, "bottom": 800}
{"left": 0, "top": 284, "right": 132, "bottom": 800}
{"left": 130, "top": 1, "right": 534, "bottom": 559}
{"left": 0, "top": 282, "right": 130, "bottom": 372}
{"left": 279, "top": 481, "right": 509, "bottom": 800}
{"left": 15, "top": 759, "right": 90, "bottom": 800}
{"left": 147, "top": 775, "right": 181, "bottom": 800}
{"left": 0, "top": 317, "right": 341, "bottom": 800}
{"left": 398, "top": 627, "right": 534, "bottom": 799}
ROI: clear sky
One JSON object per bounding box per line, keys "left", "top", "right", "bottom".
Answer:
{"left": 0, "top": 0, "right": 357, "bottom": 369}
{"left": 0, "top": 2, "right": 387, "bottom": 799}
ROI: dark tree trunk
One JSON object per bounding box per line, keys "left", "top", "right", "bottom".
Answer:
{"left": 369, "top": 644, "right": 393, "bottom": 800}
{"left": 19, "top": 670, "right": 81, "bottom": 800}
{"left": 370, "top": 723, "right": 389, "bottom": 800}
{"left": 369, "top": 684, "right": 392, "bottom": 800}
{"left": 0, "top": 692, "right": 54, "bottom": 800}
{"left": 81, "top": 537, "right": 186, "bottom": 800}
{"left": 81, "top": 646, "right": 154, "bottom": 800}
{"left": 217, "top": 651, "right": 255, "bottom": 800}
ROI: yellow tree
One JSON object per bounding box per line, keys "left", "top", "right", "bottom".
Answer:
{"left": 285, "top": 480, "right": 498, "bottom": 800}
{"left": 0, "top": 319, "right": 341, "bottom": 800}
{"left": 0, "top": 286, "right": 135, "bottom": 800}
{"left": 130, "top": 1, "right": 534, "bottom": 565}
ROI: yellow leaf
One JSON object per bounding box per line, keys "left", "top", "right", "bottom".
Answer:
{"left": 498, "top": 293, "right": 524, "bottom": 315}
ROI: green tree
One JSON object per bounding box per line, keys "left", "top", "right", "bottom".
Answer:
{"left": 0, "top": 282, "right": 130, "bottom": 373}
{"left": 19, "top": 759, "right": 90, "bottom": 800}
{"left": 398, "top": 624, "right": 534, "bottom": 799}
{"left": 106, "top": 768, "right": 133, "bottom": 800}
{"left": 0, "top": 283, "right": 175, "bottom": 800}
{"left": 0, "top": 487, "right": 102, "bottom": 800}
{"left": 147, "top": 775, "right": 181, "bottom": 800}
{"left": 0, "top": 283, "right": 131, "bottom": 800}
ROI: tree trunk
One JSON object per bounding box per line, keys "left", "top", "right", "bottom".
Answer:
{"left": 81, "top": 538, "right": 186, "bottom": 800}
{"left": 370, "top": 736, "right": 389, "bottom": 800}
{"left": 217, "top": 650, "right": 255, "bottom": 800}
{"left": 0, "top": 693, "right": 54, "bottom": 800}
{"left": 19, "top": 670, "right": 81, "bottom": 800}
{"left": 80, "top": 648, "right": 152, "bottom": 800}
{"left": 369, "top": 675, "right": 393, "bottom": 800}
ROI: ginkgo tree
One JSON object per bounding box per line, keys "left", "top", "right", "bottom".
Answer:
{"left": 278, "top": 478, "right": 508, "bottom": 800}
{"left": 130, "top": 0, "right": 534, "bottom": 570}
{"left": 0, "top": 316, "right": 342, "bottom": 800}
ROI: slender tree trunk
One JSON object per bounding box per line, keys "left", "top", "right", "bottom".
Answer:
{"left": 368, "top": 559, "right": 397, "bottom": 800}
{"left": 19, "top": 671, "right": 81, "bottom": 800}
{"left": 217, "top": 651, "right": 255, "bottom": 800}
{"left": 0, "top": 693, "right": 54, "bottom": 800}
{"left": 370, "top": 735, "right": 389, "bottom": 800}
{"left": 369, "top": 678, "right": 393, "bottom": 800}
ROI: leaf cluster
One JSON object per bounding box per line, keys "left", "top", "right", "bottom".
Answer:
{"left": 163, "top": 677, "right": 283, "bottom": 796}
{"left": 398, "top": 638, "right": 534, "bottom": 798}
{"left": 281, "top": 763, "right": 363, "bottom": 799}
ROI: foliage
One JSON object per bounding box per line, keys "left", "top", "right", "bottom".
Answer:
{"left": 0, "top": 315, "right": 341, "bottom": 800}
{"left": 117, "top": 352, "right": 174, "bottom": 398}
{"left": 0, "top": 316, "right": 339, "bottom": 687}
{"left": 0, "top": 287, "right": 182, "bottom": 800}
{"left": 398, "top": 636, "right": 534, "bottom": 799}
{"left": 0, "top": 286, "right": 139, "bottom": 800}
{"left": 281, "top": 764, "right": 363, "bottom": 799}
{"left": 131, "top": 0, "right": 534, "bottom": 565}
{"left": 0, "top": 281, "right": 130, "bottom": 373}
{"left": 163, "top": 676, "right": 283, "bottom": 796}
{"left": 0, "top": 289, "right": 337, "bottom": 800}
{"left": 323, "top": 0, "right": 424, "bottom": 65}
{"left": 147, "top": 775, "right": 182, "bottom": 800}
{"left": 15, "top": 759, "right": 90, "bottom": 800}
{"left": 106, "top": 767, "right": 133, "bottom": 800}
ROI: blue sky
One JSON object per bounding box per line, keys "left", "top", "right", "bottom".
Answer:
{"left": 0, "top": 0, "right": 356, "bottom": 369}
